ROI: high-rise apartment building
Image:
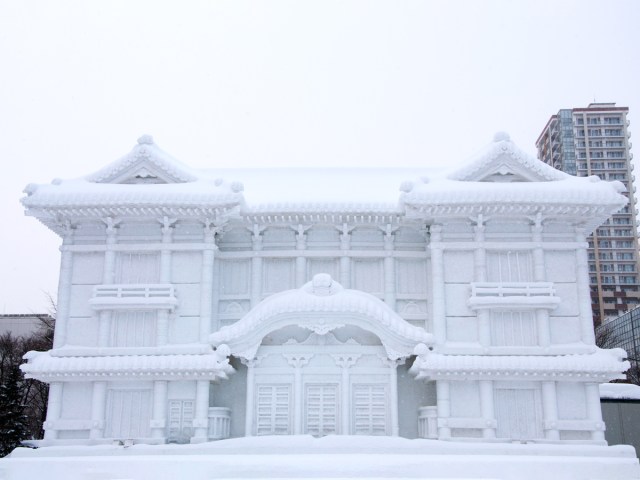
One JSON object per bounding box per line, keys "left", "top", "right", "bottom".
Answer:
{"left": 536, "top": 103, "right": 639, "bottom": 326}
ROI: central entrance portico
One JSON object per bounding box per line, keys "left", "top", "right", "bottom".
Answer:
{"left": 210, "top": 274, "right": 432, "bottom": 437}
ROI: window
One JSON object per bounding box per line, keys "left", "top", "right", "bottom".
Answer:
{"left": 615, "top": 241, "right": 633, "bottom": 248}
{"left": 486, "top": 251, "right": 533, "bottom": 282}
{"left": 110, "top": 311, "right": 156, "bottom": 347}
{"left": 352, "top": 385, "right": 388, "bottom": 435}
{"left": 604, "top": 117, "right": 621, "bottom": 125}
{"left": 591, "top": 151, "right": 604, "bottom": 158}
{"left": 256, "top": 385, "right": 291, "bottom": 435}
{"left": 601, "top": 276, "right": 615, "bottom": 284}
{"left": 115, "top": 253, "right": 160, "bottom": 283}
{"left": 617, "top": 252, "right": 634, "bottom": 260}
{"left": 305, "top": 384, "right": 339, "bottom": 436}
{"left": 609, "top": 173, "right": 626, "bottom": 180}
{"left": 600, "top": 264, "right": 615, "bottom": 272}
{"left": 598, "top": 240, "right": 611, "bottom": 248}
{"left": 618, "top": 265, "right": 635, "bottom": 272}
{"left": 588, "top": 129, "right": 602, "bottom": 136}
{"left": 105, "top": 389, "right": 153, "bottom": 439}
{"left": 607, "top": 151, "right": 624, "bottom": 158}
{"left": 605, "top": 129, "right": 623, "bottom": 136}
{"left": 614, "top": 229, "right": 632, "bottom": 236}
{"left": 620, "top": 276, "right": 637, "bottom": 284}
{"left": 490, "top": 311, "right": 537, "bottom": 346}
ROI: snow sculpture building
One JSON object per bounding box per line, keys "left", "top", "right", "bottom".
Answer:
{"left": 21, "top": 133, "right": 630, "bottom": 445}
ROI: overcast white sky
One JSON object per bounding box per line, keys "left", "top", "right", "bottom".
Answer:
{"left": 1, "top": 0, "right": 639, "bottom": 313}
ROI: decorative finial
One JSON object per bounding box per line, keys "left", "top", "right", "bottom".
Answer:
{"left": 493, "top": 131, "right": 510, "bottom": 142}
{"left": 137, "top": 134, "right": 154, "bottom": 145}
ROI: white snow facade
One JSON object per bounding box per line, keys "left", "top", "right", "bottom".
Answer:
{"left": 21, "top": 133, "right": 630, "bottom": 445}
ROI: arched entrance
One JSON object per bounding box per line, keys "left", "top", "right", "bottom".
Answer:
{"left": 210, "top": 274, "right": 432, "bottom": 437}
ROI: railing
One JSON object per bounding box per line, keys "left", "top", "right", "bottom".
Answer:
{"left": 89, "top": 284, "right": 178, "bottom": 310}
{"left": 471, "top": 282, "right": 555, "bottom": 298}
{"left": 208, "top": 407, "right": 231, "bottom": 440}
{"left": 417, "top": 406, "right": 438, "bottom": 439}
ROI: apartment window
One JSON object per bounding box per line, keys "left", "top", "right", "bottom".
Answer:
{"left": 616, "top": 241, "right": 633, "bottom": 248}
{"left": 617, "top": 252, "right": 634, "bottom": 260}
{"left": 600, "top": 264, "right": 615, "bottom": 272}
{"left": 620, "top": 276, "right": 637, "bottom": 284}
{"left": 598, "top": 240, "right": 612, "bottom": 248}
{"left": 618, "top": 265, "right": 636, "bottom": 272}
{"left": 588, "top": 253, "right": 595, "bottom": 260}
{"left": 591, "top": 151, "right": 604, "bottom": 159}
{"left": 591, "top": 161, "right": 605, "bottom": 169}
{"left": 599, "top": 252, "right": 613, "bottom": 260}
{"left": 578, "top": 152, "right": 587, "bottom": 159}
{"left": 605, "top": 129, "right": 623, "bottom": 136}
{"left": 607, "top": 151, "right": 624, "bottom": 158}
{"left": 588, "top": 129, "right": 602, "bottom": 136}
{"left": 590, "top": 276, "right": 598, "bottom": 284}
{"left": 601, "top": 276, "right": 615, "bottom": 284}
{"left": 576, "top": 141, "right": 586, "bottom": 148}
{"left": 587, "top": 117, "right": 601, "bottom": 125}
{"left": 610, "top": 173, "right": 626, "bottom": 180}
{"left": 576, "top": 130, "right": 585, "bottom": 137}
{"left": 604, "top": 117, "right": 621, "bottom": 125}
{"left": 589, "top": 265, "right": 596, "bottom": 272}
{"left": 608, "top": 162, "right": 626, "bottom": 169}
{"left": 614, "top": 229, "right": 632, "bottom": 236}
{"left": 596, "top": 229, "right": 610, "bottom": 236}
{"left": 589, "top": 141, "right": 603, "bottom": 148}
{"left": 606, "top": 141, "right": 624, "bottom": 147}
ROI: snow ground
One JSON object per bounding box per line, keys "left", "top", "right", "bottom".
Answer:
{"left": 3, "top": 435, "right": 639, "bottom": 480}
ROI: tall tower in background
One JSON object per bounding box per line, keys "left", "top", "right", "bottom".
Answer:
{"left": 536, "top": 103, "right": 639, "bottom": 326}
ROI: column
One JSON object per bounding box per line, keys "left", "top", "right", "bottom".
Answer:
{"left": 151, "top": 380, "right": 168, "bottom": 439}
{"left": 575, "top": 228, "right": 596, "bottom": 344}
{"left": 474, "top": 219, "right": 491, "bottom": 348}
{"left": 53, "top": 223, "right": 75, "bottom": 349}
{"left": 585, "top": 383, "right": 606, "bottom": 442}
{"left": 243, "top": 358, "right": 257, "bottom": 436}
{"left": 430, "top": 225, "right": 446, "bottom": 344}
{"left": 98, "top": 219, "right": 118, "bottom": 348}
{"left": 159, "top": 216, "right": 175, "bottom": 283}
{"left": 251, "top": 225, "right": 264, "bottom": 307}
{"left": 44, "top": 382, "right": 63, "bottom": 440}
{"left": 339, "top": 223, "right": 352, "bottom": 288}
{"left": 294, "top": 224, "right": 309, "bottom": 286}
{"left": 436, "top": 380, "right": 451, "bottom": 439}
{"left": 285, "top": 354, "right": 313, "bottom": 434}
{"left": 479, "top": 380, "right": 495, "bottom": 439}
{"left": 89, "top": 382, "right": 107, "bottom": 440}
{"left": 532, "top": 216, "right": 551, "bottom": 347}
{"left": 381, "top": 356, "right": 403, "bottom": 437}
{"left": 192, "top": 380, "right": 210, "bottom": 442}
{"left": 383, "top": 224, "right": 397, "bottom": 310}
{"left": 199, "top": 220, "right": 218, "bottom": 343}
{"left": 541, "top": 381, "right": 560, "bottom": 441}
{"left": 333, "top": 354, "right": 360, "bottom": 435}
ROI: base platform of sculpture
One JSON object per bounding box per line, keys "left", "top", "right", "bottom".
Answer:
{"left": 4, "top": 435, "right": 638, "bottom": 480}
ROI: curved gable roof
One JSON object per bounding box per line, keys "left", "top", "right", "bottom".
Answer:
{"left": 210, "top": 274, "right": 433, "bottom": 360}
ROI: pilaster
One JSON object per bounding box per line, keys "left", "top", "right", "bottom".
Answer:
{"left": 53, "top": 222, "right": 75, "bottom": 349}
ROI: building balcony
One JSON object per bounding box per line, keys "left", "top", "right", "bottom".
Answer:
{"left": 468, "top": 282, "right": 561, "bottom": 310}
{"left": 89, "top": 284, "right": 178, "bottom": 311}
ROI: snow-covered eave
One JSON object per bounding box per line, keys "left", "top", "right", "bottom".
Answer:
{"left": 20, "top": 349, "right": 234, "bottom": 382}
{"left": 410, "top": 347, "right": 629, "bottom": 382}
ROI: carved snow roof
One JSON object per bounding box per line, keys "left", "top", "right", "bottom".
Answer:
{"left": 448, "top": 132, "right": 569, "bottom": 183}
{"left": 411, "top": 347, "right": 629, "bottom": 382}
{"left": 210, "top": 274, "right": 433, "bottom": 360}
{"left": 87, "top": 135, "right": 198, "bottom": 184}
{"left": 21, "top": 349, "right": 233, "bottom": 382}
{"left": 22, "top": 134, "right": 628, "bottom": 235}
